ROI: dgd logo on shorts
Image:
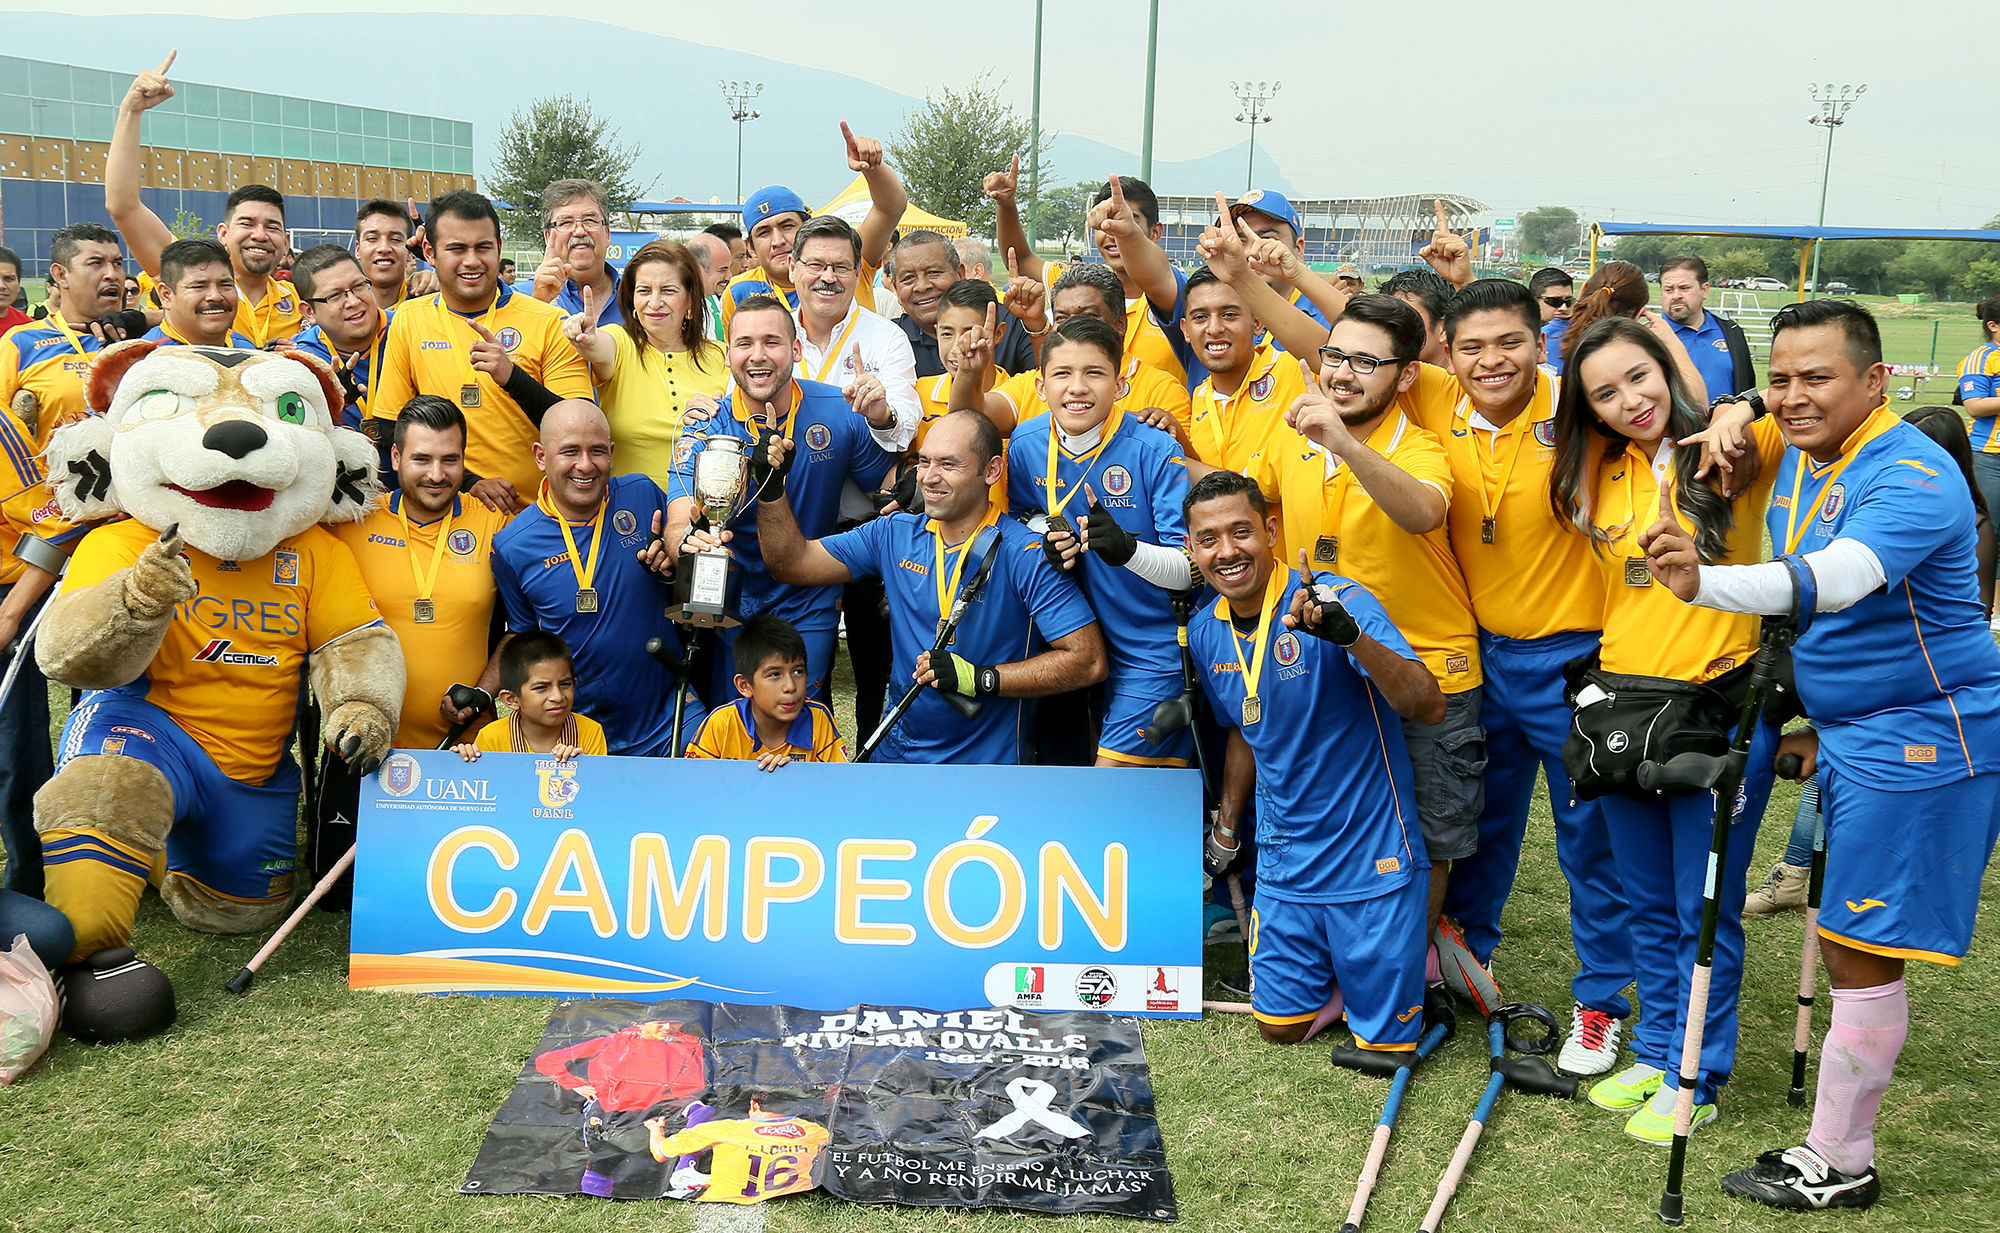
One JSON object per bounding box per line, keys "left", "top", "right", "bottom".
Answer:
{"left": 379, "top": 752, "right": 421, "bottom": 798}
{"left": 1075, "top": 966, "right": 1118, "bottom": 1008}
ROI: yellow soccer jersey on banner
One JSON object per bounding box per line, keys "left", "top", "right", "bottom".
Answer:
{"left": 235, "top": 277, "right": 305, "bottom": 348}
{"left": 654, "top": 1110, "right": 830, "bottom": 1204}
{"left": 687, "top": 697, "right": 847, "bottom": 762}
{"left": 1042, "top": 259, "right": 1186, "bottom": 387}
{"left": 995, "top": 355, "right": 1194, "bottom": 441}
{"left": 333, "top": 493, "right": 511, "bottom": 748}
{"left": 472, "top": 711, "right": 609, "bottom": 755}
{"left": 64, "top": 520, "right": 382, "bottom": 783}
{"left": 369, "top": 288, "right": 595, "bottom": 497}
{"left": 1246, "top": 407, "right": 1480, "bottom": 693}
{"left": 1409, "top": 372, "right": 1605, "bottom": 641}
{"left": 1590, "top": 417, "right": 1787, "bottom": 682}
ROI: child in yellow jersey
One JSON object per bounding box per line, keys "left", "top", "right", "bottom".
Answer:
{"left": 687, "top": 616, "right": 848, "bottom": 768}
{"left": 457, "top": 630, "right": 608, "bottom": 761}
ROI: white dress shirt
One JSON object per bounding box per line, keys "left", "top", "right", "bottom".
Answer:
{"left": 793, "top": 300, "right": 920, "bottom": 453}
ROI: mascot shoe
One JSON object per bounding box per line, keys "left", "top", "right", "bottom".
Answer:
{"left": 58, "top": 947, "right": 176, "bottom": 1043}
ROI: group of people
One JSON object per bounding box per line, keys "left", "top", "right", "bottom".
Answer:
{"left": 0, "top": 51, "right": 1996, "bottom": 1217}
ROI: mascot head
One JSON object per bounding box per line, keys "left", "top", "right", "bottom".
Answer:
{"left": 48, "top": 340, "right": 381, "bottom": 562}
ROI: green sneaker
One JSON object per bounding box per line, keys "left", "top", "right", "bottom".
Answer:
{"left": 1589, "top": 1063, "right": 1665, "bottom": 1112}
{"left": 1625, "top": 1087, "right": 1716, "bottom": 1145}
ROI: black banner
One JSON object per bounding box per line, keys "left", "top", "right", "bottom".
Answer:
{"left": 463, "top": 999, "right": 1178, "bottom": 1221}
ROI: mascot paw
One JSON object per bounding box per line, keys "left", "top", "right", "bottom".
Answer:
{"left": 124, "top": 523, "right": 198, "bottom": 621}
{"left": 325, "top": 702, "right": 392, "bottom": 776}
{"left": 57, "top": 947, "right": 177, "bottom": 1044}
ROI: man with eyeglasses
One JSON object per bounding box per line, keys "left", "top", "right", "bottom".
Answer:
{"left": 523, "top": 179, "right": 624, "bottom": 327}
{"left": 292, "top": 245, "right": 393, "bottom": 430}
{"left": 1529, "top": 267, "right": 1575, "bottom": 360}
{"left": 787, "top": 216, "right": 920, "bottom": 450}
{"left": 1660, "top": 256, "right": 1757, "bottom": 398}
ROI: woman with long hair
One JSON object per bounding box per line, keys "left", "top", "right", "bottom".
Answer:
{"left": 1559, "top": 260, "right": 1710, "bottom": 406}
{"left": 561, "top": 239, "right": 727, "bottom": 486}
{"left": 1548, "top": 315, "right": 1785, "bottom": 1143}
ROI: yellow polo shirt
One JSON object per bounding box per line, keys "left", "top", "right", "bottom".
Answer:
{"left": 1042, "top": 259, "right": 1185, "bottom": 387}
{"left": 599, "top": 330, "right": 728, "bottom": 488}
{"left": 234, "top": 276, "right": 305, "bottom": 347}
{"left": 995, "top": 355, "right": 1193, "bottom": 441}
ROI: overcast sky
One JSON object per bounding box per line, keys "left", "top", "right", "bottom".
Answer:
{"left": 47, "top": 0, "right": 2000, "bottom": 231}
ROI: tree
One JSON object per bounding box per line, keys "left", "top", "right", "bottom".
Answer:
{"left": 1025, "top": 181, "right": 1096, "bottom": 249}
{"left": 486, "top": 95, "right": 650, "bottom": 244}
{"left": 1709, "top": 249, "right": 1767, "bottom": 284}
{"left": 1516, "top": 206, "right": 1581, "bottom": 261}
{"left": 890, "top": 72, "right": 1045, "bottom": 236}
{"left": 1956, "top": 257, "right": 2000, "bottom": 303}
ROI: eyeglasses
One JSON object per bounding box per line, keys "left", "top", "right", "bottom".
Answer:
{"left": 304, "top": 284, "right": 372, "bottom": 308}
{"left": 1541, "top": 295, "right": 1574, "bottom": 308}
{"left": 545, "top": 215, "right": 606, "bottom": 232}
{"left": 797, "top": 259, "right": 858, "bottom": 280}
{"left": 1317, "top": 347, "right": 1407, "bottom": 376}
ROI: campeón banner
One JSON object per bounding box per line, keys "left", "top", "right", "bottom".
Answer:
{"left": 350, "top": 754, "right": 1203, "bottom": 1016}
{"left": 463, "top": 998, "right": 1179, "bottom": 1221}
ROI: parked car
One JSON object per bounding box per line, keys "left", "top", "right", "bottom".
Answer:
{"left": 1824, "top": 282, "right": 1857, "bottom": 296}
{"left": 1742, "top": 276, "right": 1788, "bottom": 291}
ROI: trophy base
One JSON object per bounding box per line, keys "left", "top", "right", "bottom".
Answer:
{"left": 671, "top": 548, "right": 744, "bottom": 630}
{"left": 666, "top": 604, "right": 740, "bottom": 629}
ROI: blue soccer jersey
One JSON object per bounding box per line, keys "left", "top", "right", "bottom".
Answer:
{"left": 491, "top": 474, "right": 693, "bottom": 757}
{"left": 1005, "top": 408, "right": 1190, "bottom": 687}
{"left": 1959, "top": 343, "right": 2000, "bottom": 452}
{"left": 668, "top": 378, "right": 896, "bottom": 629}
{"left": 1189, "top": 569, "right": 1428, "bottom": 903}
{"left": 820, "top": 512, "right": 1097, "bottom": 764}
{"left": 141, "top": 325, "right": 257, "bottom": 349}
{"left": 293, "top": 311, "right": 391, "bottom": 430}
{"left": 1771, "top": 403, "right": 2000, "bottom": 787}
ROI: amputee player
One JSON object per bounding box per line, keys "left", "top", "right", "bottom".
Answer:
{"left": 1185, "top": 470, "right": 1443, "bottom": 1049}
{"left": 1003, "top": 315, "right": 1194, "bottom": 767}
{"left": 1645, "top": 299, "right": 2000, "bottom": 1212}
{"left": 1957, "top": 296, "right": 2000, "bottom": 613}
{"left": 491, "top": 402, "right": 702, "bottom": 757}
{"left": 722, "top": 123, "right": 907, "bottom": 333}
{"left": 141, "top": 240, "right": 254, "bottom": 349}
{"left": 889, "top": 229, "right": 1037, "bottom": 379}
{"left": 784, "top": 216, "right": 920, "bottom": 448}
{"left": 755, "top": 408, "right": 1106, "bottom": 764}
{"left": 1242, "top": 294, "right": 1486, "bottom": 946}
{"left": 522, "top": 179, "right": 624, "bottom": 327}
{"left": 0, "top": 224, "right": 134, "bottom": 446}
{"left": 1549, "top": 316, "right": 1782, "bottom": 1143}
{"left": 662, "top": 295, "right": 899, "bottom": 701}
{"left": 291, "top": 245, "right": 391, "bottom": 430}
{"left": 371, "top": 191, "right": 595, "bottom": 513}
{"left": 108, "top": 53, "right": 303, "bottom": 347}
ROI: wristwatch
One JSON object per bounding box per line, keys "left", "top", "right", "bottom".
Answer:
{"left": 1710, "top": 391, "right": 1767, "bottom": 419}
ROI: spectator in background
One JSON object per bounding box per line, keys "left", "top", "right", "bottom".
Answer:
{"left": 1333, "top": 263, "right": 1365, "bottom": 295}
{"left": 704, "top": 221, "right": 752, "bottom": 278}
{"left": 1380, "top": 267, "right": 1455, "bottom": 369}
{"left": 500, "top": 257, "right": 517, "bottom": 286}
{"left": 685, "top": 232, "right": 733, "bottom": 342}
{"left": 354, "top": 199, "right": 426, "bottom": 309}
{"left": 955, "top": 238, "right": 993, "bottom": 283}
{"left": 1561, "top": 260, "right": 1709, "bottom": 402}
{"left": 1529, "top": 266, "right": 1574, "bottom": 362}
{"left": 0, "top": 247, "right": 26, "bottom": 337}
{"left": 1660, "top": 256, "right": 1756, "bottom": 397}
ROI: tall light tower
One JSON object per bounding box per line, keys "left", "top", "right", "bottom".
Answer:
{"left": 1231, "top": 81, "right": 1279, "bottom": 194}
{"left": 720, "top": 80, "right": 764, "bottom": 205}
{"left": 1806, "top": 82, "right": 1865, "bottom": 298}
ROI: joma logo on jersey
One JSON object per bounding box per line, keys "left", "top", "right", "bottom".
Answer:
{"left": 895, "top": 558, "right": 930, "bottom": 577}
{"left": 1846, "top": 898, "right": 1887, "bottom": 914}
{"left": 192, "top": 639, "right": 279, "bottom": 666}
{"left": 420, "top": 340, "right": 452, "bottom": 351}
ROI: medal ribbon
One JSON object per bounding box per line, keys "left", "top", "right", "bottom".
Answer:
{"left": 1043, "top": 410, "right": 1123, "bottom": 519}
{"left": 1457, "top": 393, "right": 1533, "bottom": 538}
{"left": 931, "top": 507, "right": 1001, "bottom": 627}
{"left": 1782, "top": 407, "right": 1890, "bottom": 553}
{"left": 396, "top": 493, "right": 454, "bottom": 612}
{"left": 807, "top": 309, "right": 862, "bottom": 385}
{"left": 457, "top": 293, "right": 504, "bottom": 395}
{"left": 1227, "top": 569, "right": 1287, "bottom": 707}
{"left": 45, "top": 310, "right": 90, "bottom": 358}
{"left": 540, "top": 484, "right": 607, "bottom": 600}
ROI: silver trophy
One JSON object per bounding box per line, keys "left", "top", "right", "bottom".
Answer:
{"left": 670, "top": 434, "right": 752, "bottom": 627}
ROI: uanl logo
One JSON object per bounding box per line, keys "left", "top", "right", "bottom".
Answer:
{"left": 448, "top": 528, "right": 477, "bottom": 555}
{"left": 1821, "top": 482, "right": 1846, "bottom": 521}
{"left": 1533, "top": 419, "right": 1556, "bottom": 447}
{"left": 497, "top": 327, "right": 522, "bottom": 351}
{"left": 1249, "top": 374, "right": 1273, "bottom": 401}
{"left": 1075, "top": 966, "right": 1117, "bottom": 1008}
{"left": 379, "top": 752, "right": 421, "bottom": 798}
{"left": 806, "top": 423, "right": 832, "bottom": 451}
{"left": 612, "top": 509, "right": 638, "bottom": 536}
{"left": 1100, "top": 465, "right": 1132, "bottom": 497}
{"left": 193, "top": 639, "right": 278, "bottom": 667}
{"left": 1272, "top": 631, "right": 1302, "bottom": 667}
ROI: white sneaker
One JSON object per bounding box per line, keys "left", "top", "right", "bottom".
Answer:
{"left": 1558, "top": 1001, "right": 1623, "bottom": 1076}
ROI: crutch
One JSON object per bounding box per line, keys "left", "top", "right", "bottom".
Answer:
{"left": 1340, "top": 1011, "right": 1455, "bottom": 1233}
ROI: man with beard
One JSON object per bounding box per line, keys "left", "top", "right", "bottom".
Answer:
{"left": 0, "top": 224, "right": 136, "bottom": 445}
{"left": 523, "top": 180, "right": 624, "bottom": 327}
{"left": 1660, "top": 256, "right": 1756, "bottom": 398}
{"left": 141, "top": 240, "right": 253, "bottom": 348}
{"left": 108, "top": 53, "right": 304, "bottom": 347}
{"left": 889, "top": 230, "right": 1037, "bottom": 379}
{"left": 291, "top": 245, "right": 392, "bottom": 430}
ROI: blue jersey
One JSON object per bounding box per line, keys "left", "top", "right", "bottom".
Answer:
{"left": 1771, "top": 404, "right": 2000, "bottom": 787}
{"left": 1005, "top": 409, "right": 1189, "bottom": 685}
{"left": 1542, "top": 318, "right": 1570, "bottom": 372}
{"left": 293, "top": 311, "right": 392, "bottom": 431}
{"left": 142, "top": 326, "right": 257, "bottom": 349}
{"left": 1669, "top": 312, "right": 1738, "bottom": 400}
{"left": 821, "top": 513, "right": 1096, "bottom": 764}
{"left": 668, "top": 379, "right": 896, "bottom": 629}
{"left": 511, "top": 278, "right": 625, "bottom": 326}
{"left": 1189, "top": 569, "right": 1427, "bottom": 903}
{"left": 491, "top": 474, "right": 688, "bottom": 756}
{"left": 1959, "top": 343, "right": 2000, "bottom": 452}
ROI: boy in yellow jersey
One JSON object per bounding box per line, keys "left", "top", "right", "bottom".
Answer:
{"left": 457, "top": 630, "right": 608, "bottom": 761}
{"left": 370, "top": 191, "right": 595, "bottom": 514}
{"left": 686, "top": 615, "right": 847, "bottom": 768}
{"left": 107, "top": 54, "right": 304, "bottom": 347}
{"left": 1180, "top": 270, "right": 1307, "bottom": 555}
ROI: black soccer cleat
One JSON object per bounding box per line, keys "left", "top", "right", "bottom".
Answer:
{"left": 1720, "top": 1145, "right": 1881, "bottom": 1211}
{"left": 56, "top": 947, "right": 177, "bottom": 1044}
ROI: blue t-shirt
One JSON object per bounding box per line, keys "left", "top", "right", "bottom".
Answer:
{"left": 668, "top": 379, "right": 896, "bottom": 629}
{"left": 292, "top": 312, "right": 392, "bottom": 431}
{"left": 1541, "top": 317, "right": 1570, "bottom": 372}
{"left": 1669, "top": 311, "right": 1739, "bottom": 399}
{"left": 1189, "top": 569, "right": 1428, "bottom": 903}
{"left": 1771, "top": 406, "right": 2000, "bottom": 788}
{"left": 491, "top": 474, "right": 692, "bottom": 756}
{"left": 142, "top": 327, "right": 256, "bottom": 349}
{"left": 821, "top": 513, "right": 1096, "bottom": 764}
{"left": 510, "top": 277, "right": 625, "bottom": 326}
{"left": 1005, "top": 410, "right": 1189, "bottom": 686}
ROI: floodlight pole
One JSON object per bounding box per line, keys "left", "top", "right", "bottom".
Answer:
{"left": 1029, "top": 0, "right": 1044, "bottom": 244}
{"left": 720, "top": 80, "right": 764, "bottom": 205}
{"left": 1231, "top": 81, "right": 1280, "bottom": 193}
{"left": 1806, "top": 82, "right": 1865, "bottom": 299}
{"left": 1140, "top": 0, "right": 1159, "bottom": 183}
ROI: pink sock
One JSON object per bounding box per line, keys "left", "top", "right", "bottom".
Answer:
{"left": 1806, "top": 979, "right": 1908, "bottom": 1175}
{"left": 1300, "top": 987, "right": 1346, "bottom": 1042}
{"left": 1426, "top": 944, "right": 1443, "bottom": 984}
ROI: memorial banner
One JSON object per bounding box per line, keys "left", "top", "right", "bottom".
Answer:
{"left": 350, "top": 754, "right": 1203, "bottom": 1016}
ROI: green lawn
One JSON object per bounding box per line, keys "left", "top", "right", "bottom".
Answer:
{"left": 4, "top": 673, "right": 1998, "bottom": 1232}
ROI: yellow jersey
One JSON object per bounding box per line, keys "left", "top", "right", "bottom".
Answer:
{"left": 0, "top": 312, "right": 102, "bottom": 446}
{"left": 1043, "top": 260, "right": 1185, "bottom": 386}
{"left": 65, "top": 519, "right": 381, "bottom": 783}
{"left": 234, "top": 276, "right": 305, "bottom": 347}
{"left": 332, "top": 492, "right": 511, "bottom": 749}
{"left": 687, "top": 697, "right": 847, "bottom": 762}
{"left": 1189, "top": 343, "right": 1306, "bottom": 475}
{"left": 1588, "top": 417, "right": 1787, "bottom": 682}
{"left": 995, "top": 355, "right": 1194, "bottom": 441}
{"left": 369, "top": 287, "right": 596, "bottom": 497}
{"left": 0, "top": 402, "right": 83, "bottom": 587}
{"left": 599, "top": 329, "right": 729, "bottom": 489}
{"left": 472, "top": 711, "right": 608, "bottom": 756}
{"left": 722, "top": 262, "right": 880, "bottom": 334}
{"left": 1246, "top": 405, "right": 1480, "bottom": 692}
{"left": 653, "top": 1109, "right": 830, "bottom": 1203}
{"left": 1409, "top": 371, "right": 1605, "bottom": 640}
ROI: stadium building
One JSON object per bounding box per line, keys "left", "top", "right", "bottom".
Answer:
{"left": 0, "top": 56, "right": 476, "bottom": 274}
{"left": 1152, "top": 193, "right": 1489, "bottom": 271}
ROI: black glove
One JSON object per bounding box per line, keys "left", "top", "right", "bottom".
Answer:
{"left": 1299, "top": 580, "right": 1361, "bottom": 647}
{"left": 750, "top": 427, "right": 792, "bottom": 502}
{"left": 1082, "top": 497, "right": 1138, "bottom": 566}
{"left": 89, "top": 309, "right": 150, "bottom": 344}
{"left": 1204, "top": 817, "right": 1244, "bottom": 877}
{"left": 333, "top": 364, "right": 364, "bottom": 408}
{"left": 885, "top": 460, "right": 921, "bottom": 513}
{"left": 1040, "top": 520, "right": 1073, "bottom": 573}
{"left": 929, "top": 649, "right": 999, "bottom": 697}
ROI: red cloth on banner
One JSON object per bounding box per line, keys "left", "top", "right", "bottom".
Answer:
{"left": 533, "top": 1023, "right": 705, "bottom": 1111}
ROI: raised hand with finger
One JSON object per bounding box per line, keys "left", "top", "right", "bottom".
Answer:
{"left": 1285, "top": 358, "right": 1358, "bottom": 455}
{"left": 1283, "top": 550, "right": 1361, "bottom": 645}
{"left": 1417, "top": 198, "right": 1474, "bottom": 287}
{"left": 1196, "top": 191, "right": 1253, "bottom": 284}
{"left": 560, "top": 282, "right": 607, "bottom": 347}
{"left": 1040, "top": 514, "right": 1081, "bottom": 573}
{"left": 123, "top": 50, "right": 178, "bottom": 115}
{"left": 841, "top": 341, "right": 890, "bottom": 427}
{"left": 841, "top": 121, "right": 883, "bottom": 171}
{"left": 1087, "top": 175, "right": 1142, "bottom": 254}
{"left": 983, "top": 153, "right": 1020, "bottom": 205}
{"left": 466, "top": 319, "right": 515, "bottom": 385}
{"left": 1000, "top": 246, "right": 1047, "bottom": 333}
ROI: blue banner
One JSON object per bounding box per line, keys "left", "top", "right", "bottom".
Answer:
{"left": 350, "top": 753, "right": 1204, "bottom": 1017}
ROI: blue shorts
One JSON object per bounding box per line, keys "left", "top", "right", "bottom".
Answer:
{"left": 1817, "top": 764, "right": 2000, "bottom": 965}
{"left": 58, "top": 691, "right": 301, "bottom": 905}
{"left": 1248, "top": 875, "right": 1428, "bottom": 1049}
{"left": 1097, "top": 673, "right": 1193, "bottom": 767}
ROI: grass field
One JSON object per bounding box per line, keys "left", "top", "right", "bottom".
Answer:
{"left": 4, "top": 666, "right": 1998, "bottom": 1233}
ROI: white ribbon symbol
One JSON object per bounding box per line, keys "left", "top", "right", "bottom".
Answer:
{"left": 974, "top": 1077, "right": 1089, "bottom": 1141}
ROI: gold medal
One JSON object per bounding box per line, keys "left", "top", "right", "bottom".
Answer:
{"left": 1314, "top": 535, "right": 1339, "bottom": 566}
{"left": 398, "top": 496, "right": 453, "bottom": 631}
{"left": 413, "top": 598, "right": 436, "bottom": 622}
{"left": 1241, "top": 694, "right": 1262, "bottom": 726}
{"left": 576, "top": 587, "right": 600, "bottom": 613}
{"left": 1045, "top": 513, "right": 1072, "bottom": 538}
{"left": 1624, "top": 558, "right": 1652, "bottom": 587}
{"left": 459, "top": 382, "right": 481, "bottom": 408}
{"left": 1480, "top": 516, "right": 1496, "bottom": 545}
